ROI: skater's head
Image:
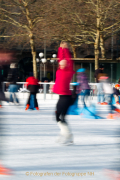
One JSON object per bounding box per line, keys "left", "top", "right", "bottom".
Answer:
{"left": 99, "top": 64, "right": 104, "bottom": 70}
{"left": 115, "top": 84, "right": 120, "bottom": 90}
{"left": 60, "top": 41, "right": 68, "bottom": 49}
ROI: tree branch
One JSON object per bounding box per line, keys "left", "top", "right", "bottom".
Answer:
{"left": 0, "top": 33, "right": 28, "bottom": 37}
{"left": 0, "top": 8, "right": 21, "bottom": 15}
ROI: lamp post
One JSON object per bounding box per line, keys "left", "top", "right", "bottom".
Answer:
{"left": 41, "top": 58, "right": 47, "bottom": 77}
{"left": 111, "top": 63, "right": 113, "bottom": 83}
{"left": 38, "top": 52, "right": 47, "bottom": 80}
{"left": 36, "top": 58, "right": 40, "bottom": 79}
{"left": 90, "top": 63, "right": 92, "bottom": 83}
{"left": 50, "top": 54, "right": 57, "bottom": 81}
{"left": 38, "top": 52, "right": 47, "bottom": 100}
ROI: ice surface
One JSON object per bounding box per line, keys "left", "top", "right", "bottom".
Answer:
{"left": 0, "top": 97, "right": 120, "bottom": 180}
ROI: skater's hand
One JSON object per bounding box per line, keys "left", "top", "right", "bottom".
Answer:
{"left": 51, "top": 84, "right": 54, "bottom": 92}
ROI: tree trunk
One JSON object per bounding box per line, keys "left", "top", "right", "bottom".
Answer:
{"left": 29, "top": 33, "right": 37, "bottom": 78}
{"left": 25, "top": 4, "right": 37, "bottom": 78}
{"left": 70, "top": 44, "right": 76, "bottom": 82}
{"left": 94, "top": 17, "right": 100, "bottom": 70}
{"left": 71, "top": 44, "right": 77, "bottom": 58}
{"left": 100, "top": 33, "right": 105, "bottom": 58}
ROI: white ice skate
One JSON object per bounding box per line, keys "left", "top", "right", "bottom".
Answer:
{"left": 14, "top": 101, "right": 19, "bottom": 106}
{"left": 57, "top": 121, "right": 73, "bottom": 145}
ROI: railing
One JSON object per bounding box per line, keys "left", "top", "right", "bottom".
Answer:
{"left": 2, "top": 82, "right": 116, "bottom": 100}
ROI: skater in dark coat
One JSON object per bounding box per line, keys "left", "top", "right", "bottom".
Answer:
{"left": 25, "top": 76, "right": 40, "bottom": 110}
{"left": 0, "top": 67, "right": 9, "bottom": 107}
{"left": 7, "top": 63, "right": 19, "bottom": 104}
{"left": 94, "top": 64, "right": 104, "bottom": 83}
{"left": 0, "top": 63, "right": 12, "bottom": 175}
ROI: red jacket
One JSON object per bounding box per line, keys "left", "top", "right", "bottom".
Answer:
{"left": 53, "top": 47, "right": 75, "bottom": 95}
{"left": 53, "top": 68, "right": 74, "bottom": 95}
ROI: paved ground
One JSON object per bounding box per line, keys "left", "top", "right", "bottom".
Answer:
{"left": 0, "top": 98, "right": 120, "bottom": 180}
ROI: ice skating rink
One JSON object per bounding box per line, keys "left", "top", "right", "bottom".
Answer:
{"left": 0, "top": 97, "right": 120, "bottom": 180}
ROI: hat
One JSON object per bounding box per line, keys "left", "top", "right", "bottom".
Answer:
{"left": 115, "top": 84, "right": 120, "bottom": 88}
{"left": 99, "top": 64, "right": 104, "bottom": 68}
{"left": 77, "top": 68, "right": 86, "bottom": 73}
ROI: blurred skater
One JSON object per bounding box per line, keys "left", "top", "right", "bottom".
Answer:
{"left": 71, "top": 83, "right": 78, "bottom": 106}
{"left": 113, "top": 84, "right": 120, "bottom": 105}
{"left": 94, "top": 64, "right": 104, "bottom": 98}
{"left": 0, "top": 66, "right": 9, "bottom": 107}
{"left": 76, "top": 68, "right": 90, "bottom": 107}
{"left": 97, "top": 73, "right": 107, "bottom": 105}
{"left": 0, "top": 56, "right": 12, "bottom": 175}
{"left": 53, "top": 41, "right": 75, "bottom": 144}
{"left": 7, "top": 63, "right": 19, "bottom": 104}
{"left": 94, "top": 64, "right": 104, "bottom": 83}
{"left": 105, "top": 169, "right": 120, "bottom": 180}
{"left": 39, "top": 81, "right": 43, "bottom": 93}
{"left": 99, "top": 75, "right": 120, "bottom": 119}
{"left": 118, "top": 78, "right": 120, "bottom": 85}
{"left": 67, "top": 83, "right": 80, "bottom": 115}
{"left": 0, "top": 99, "right": 12, "bottom": 175}
{"left": 49, "top": 81, "right": 54, "bottom": 93}
{"left": 25, "top": 76, "right": 39, "bottom": 110}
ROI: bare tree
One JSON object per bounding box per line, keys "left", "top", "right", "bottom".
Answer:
{"left": 0, "top": 0, "right": 47, "bottom": 78}
{"left": 0, "top": 0, "right": 120, "bottom": 73}
{"left": 45, "top": 0, "right": 120, "bottom": 69}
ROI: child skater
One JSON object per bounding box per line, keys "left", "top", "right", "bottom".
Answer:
{"left": 25, "top": 76, "right": 40, "bottom": 110}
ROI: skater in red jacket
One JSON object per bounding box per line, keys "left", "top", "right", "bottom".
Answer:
{"left": 53, "top": 41, "right": 75, "bottom": 144}
{"left": 25, "top": 76, "right": 40, "bottom": 110}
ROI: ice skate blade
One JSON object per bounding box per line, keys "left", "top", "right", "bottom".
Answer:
{"left": 62, "top": 141, "right": 74, "bottom": 146}
{"left": 56, "top": 135, "right": 74, "bottom": 145}
{"left": 56, "top": 135, "right": 64, "bottom": 143}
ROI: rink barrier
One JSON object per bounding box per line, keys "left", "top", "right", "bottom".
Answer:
{"left": 2, "top": 82, "right": 116, "bottom": 100}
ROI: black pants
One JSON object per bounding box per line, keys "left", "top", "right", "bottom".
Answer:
{"left": 56, "top": 95, "right": 72, "bottom": 123}
{"left": 27, "top": 92, "right": 38, "bottom": 107}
